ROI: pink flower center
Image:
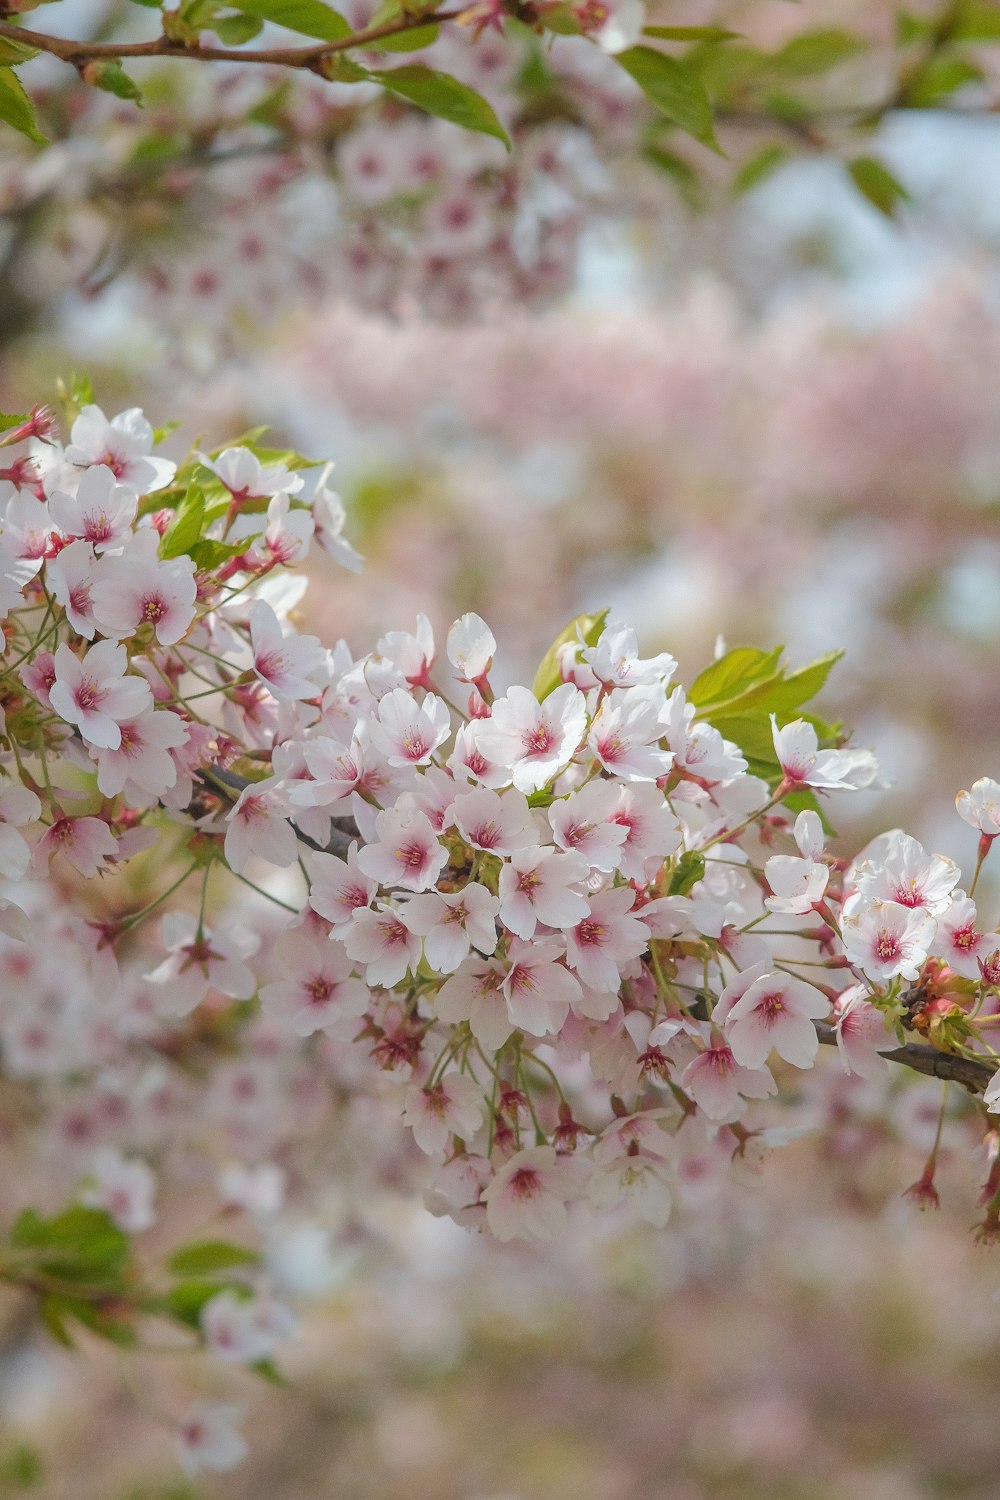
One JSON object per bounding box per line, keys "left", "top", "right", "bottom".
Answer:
{"left": 142, "top": 595, "right": 166, "bottom": 623}
{"left": 396, "top": 839, "right": 428, "bottom": 871}
{"left": 401, "top": 732, "right": 429, "bottom": 761}
{"left": 874, "top": 933, "right": 901, "bottom": 962}
{"left": 576, "top": 919, "right": 606, "bottom": 948}
{"left": 508, "top": 1166, "right": 541, "bottom": 1201}
{"left": 522, "top": 724, "right": 556, "bottom": 756}
{"left": 306, "top": 976, "right": 335, "bottom": 1004}
{"left": 74, "top": 678, "right": 103, "bottom": 712}
{"left": 755, "top": 992, "right": 786, "bottom": 1026}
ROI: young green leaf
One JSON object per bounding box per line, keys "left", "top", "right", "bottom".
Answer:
{"left": 0, "top": 67, "right": 46, "bottom": 144}
{"left": 373, "top": 64, "right": 511, "bottom": 147}
{"left": 531, "top": 608, "right": 609, "bottom": 701}
{"left": 0, "top": 411, "right": 28, "bottom": 433}
{"left": 733, "top": 142, "right": 789, "bottom": 194}
{"left": 81, "top": 59, "right": 144, "bottom": 104}
{"left": 643, "top": 25, "right": 740, "bottom": 43}
{"left": 688, "top": 646, "right": 784, "bottom": 711}
{"left": 0, "top": 37, "right": 39, "bottom": 65}
{"left": 160, "top": 486, "right": 205, "bottom": 559}
{"left": 668, "top": 849, "right": 706, "bottom": 896}
{"left": 214, "top": 12, "right": 265, "bottom": 42}
{"left": 616, "top": 46, "right": 721, "bottom": 152}
{"left": 769, "top": 28, "right": 866, "bottom": 76}
{"left": 374, "top": 23, "right": 439, "bottom": 51}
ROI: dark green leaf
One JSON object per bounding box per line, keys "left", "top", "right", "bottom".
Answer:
{"left": 167, "top": 1239, "right": 261, "bottom": 1275}
{"left": 617, "top": 46, "right": 721, "bottom": 152}
{"left": 11, "top": 1207, "right": 130, "bottom": 1278}
{"left": 227, "top": 0, "right": 351, "bottom": 40}
{"left": 848, "top": 156, "right": 910, "bottom": 218}
{"left": 531, "top": 608, "right": 609, "bottom": 701}
{"left": 0, "top": 67, "right": 46, "bottom": 144}
{"left": 155, "top": 1278, "right": 252, "bottom": 1328}
{"left": 373, "top": 64, "right": 511, "bottom": 147}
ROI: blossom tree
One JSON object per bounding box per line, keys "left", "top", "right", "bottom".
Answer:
{"left": 0, "top": 382, "right": 997, "bottom": 1475}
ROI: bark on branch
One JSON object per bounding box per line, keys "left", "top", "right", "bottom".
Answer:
{"left": 815, "top": 1020, "right": 996, "bottom": 1096}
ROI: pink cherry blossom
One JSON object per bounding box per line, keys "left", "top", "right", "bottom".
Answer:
{"left": 587, "top": 686, "right": 674, "bottom": 781}
{"left": 49, "top": 640, "right": 152, "bottom": 750}
{"left": 400, "top": 884, "right": 499, "bottom": 971}
{"left": 434, "top": 956, "right": 514, "bottom": 1051}
{"left": 548, "top": 778, "right": 628, "bottom": 870}
{"left": 49, "top": 464, "right": 138, "bottom": 552}
{"left": 724, "top": 971, "right": 829, "bottom": 1069}
{"left": 260, "top": 929, "right": 368, "bottom": 1036}
{"left": 46, "top": 538, "right": 104, "bottom": 639}
{"left": 91, "top": 529, "right": 197, "bottom": 646}
{"left": 446, "top": 612, "right": 496, "bottom": 684}
{"left": 564, "top": 885, "right": 650, "bottom": 991}
{"left": 402, "top": 1072, "right": 484, "bottom": 1154}
{"left": 33, "top": 814, "right": 119, "bottom": 878}
{"left": 249, "top": 599, "right": 325, "bottom": 701}
{"left": 771, "top": 715, "right": 879, "bottom": 792}
{"left": 376, "top": 613, "right": 435, "bottom": 688}
{"left": 311, "top": 466, "right": 364, "bottom": 573}
{"left": 956, "top": 777, "right": 1000, "bottom": 837}
{"left": 145, "top": 913, "right": 259, "bottom": 1016}
{"left": 681, "top": 1042, "right": 777, "bottom": 1120}
{"left": 581, "top": 620, "right": 676, "bottom": 690}
{"left": 370, "top": 687, "right": 451, "bottom": 766}
{"left": 203, "top": 446, "right": 303, "bottom": 501}
{"left": 482, "top": 1145, "right": 587, "bottom": 1241}
{"left": 502, "top": 938, "right": 582, "bottom": 1035}
{"left": 224, "top": 780, "right": 299, "bottom": 873}
{"left": 497, "top": 846, "right": 590, "bottom": 939}
{"left": 356, "top": 805, "right": 448, "bottom": 892}
{"left": 306, "top": 843, "right": 377, "bottom": 927}
{"left": 448, "top": 785, "right": 539, "bottom": 855}
{"left": 66, "top": 404, "right": 176, "bottom": 492}
{"left": 834, "top": 986, "right": 894, "bottom": 1081}
{"left": 90, "top": 708, "right": 188, "bottom": 799}
{"left": 854, "top": 830, "right": 959, "bottom": 915}
{"left": 841, "top": 900, "right": 936, "bottom": 983}
{"left": 176, "top": 1404, "right": 247, "bottom": 1477}
{"left": 0, "top": 781, "right": 41, "bottom": 880}
{"left": 931, "top": 891, "right": 1000, "bottom": 979}
{"left": 477, "top": 682, "right": 587, "bottom": 793}
{"left": 78, "top": 1148, "right": 156, "bottom": 1232}
{"left": 342, "top": 903, "right": 422, "bottom": 988}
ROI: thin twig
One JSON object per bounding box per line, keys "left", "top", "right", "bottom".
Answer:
{"left": 815, "top": 1021, "right": 996, "bottom": 1096}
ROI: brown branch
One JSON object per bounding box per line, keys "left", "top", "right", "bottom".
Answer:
{"left": 0, "top": 11, "right": 464, "bottom": 73}
{"left": 815, "top": 1021, "right": 996, "bottom": 1096}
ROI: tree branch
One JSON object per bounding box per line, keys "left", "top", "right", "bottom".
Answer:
{"left": 815, "top": 1021, "right": 996, "bottom": 1096}
{"left": 0, "top": 12, "right": 465, "bottom": 73}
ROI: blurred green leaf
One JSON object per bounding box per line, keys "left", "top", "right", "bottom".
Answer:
{"left": 733, "top": 142, "right": 790, "bottom": 194}
{"left": 0, "top": 1443, "right": 44, "bottom": 1490}
{"left": 902, "top": 53, "right": 983, "bottom": 104}
{"left": 375, "top": 23, "right": 439, "bottom": 50}
{"left": 955, "top": 1, "right": 1000, "bottom": 39}
{"left": 0, "top": 412, "right": 28, "bottom": 433}
{"left": 643, "top": 25, "right": 741, "bottom": 42}
{"left": 616, "top": 46, "right": 722, "bottom": 152}
{"left": 769, "top": 28, "right": 866, "bottom": 75}
{"left": 642, "top": 144, "right": 704, "bottom": 207}
{"left": 214, "top": 12, "right": 265, "bottom": 42}
{"left": 167, "top": 1240, "right": 261, "bottom": 1275}
{"left": 848, "top": 156, "right": 910, "bottom": 217}
{"left": 11, "top": 1207, "right": 130, "bottom": 1280}
{"left": 0, "top": 37, "right": 39, "bottom": 65}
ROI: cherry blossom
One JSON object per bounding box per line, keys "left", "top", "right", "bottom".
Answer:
{"left": 724, "top": 971, "right": 830, "bottom": 1070}
{"left": 91, "top": 530, "right": 197, "bottom": 646}
{"left": 502, "top": 939, "right": 582, "bottom": 1035}
{"left": 65, "top": 405, "right": 176, "bottom": 493}
{"left": 680, "top": 1041, "right": 777, "bottom": 1120}
{"left": 306, "top": 844, "right": 377, "bottom": 927}
{"left": 402, "top": 1072, "right": 484, "bottom": 1154}
{"left": 145, "top": 914, "right": 259, "bottom": 1017}
{"left": 477, "top": 683, "right": 587, "bottom": 793}
{"left": 448, "top": 785, "right": 539, "bottom": 856}
{"left": 0, "top": 782, "right": 41, "bottom": 880}
{"left": 587, "top": 686, "right": 674, "bottom": 781}
{"left": 260, "top": 929, "right": 368, "bottom": 1037}
{"left": 49, "top": 463, "right": 139, "bottom": 552}
{"left": 842, "top": 901, "right": 937, "bottom": 984}
{"left": 370, "top": 687, "right": 451, "bottom": 766}
{"left": 176, "top": 1404, "right": 248, "bottom": 1477}
{"left": 343, "top": 904, "right": 422, "bottom": 988}
{"left": 49, "top": 640, "right": 151, "bottom": 750}
{"left": 497, "top": 846, "right": 590, "bottom": 939}
{"left": 482, "top": 1145, "right": 587, "bottom": 1241}
{"left": 400, "top": 884, "right": 499, "bottom": 971}
{"left": 78, "top": 1148, "right": 156, "bottom": 1232}
{"left": 356, "top": 806, "right": 449, "bottom": 892}
{"left": 563, "top": 886, "right": 650, "bottom": 991}
{"left": 771, "top": 715, "right": 879, "bottom": 792}
{"left": 224, "top": 781, "right": 299, "bottom": 874}
{"left": 89, "top": 708, "right": 188, "bottom": 799}
{"left": 249, "top": 599, "right": 325, "bottom": 701}
{"left": 956, "top": 777, "right": 1000, "bottom": 837}
{"left": 446, "top": 612, "right": 496, "bottom": 684}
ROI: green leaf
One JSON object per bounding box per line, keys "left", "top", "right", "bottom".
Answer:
{"left": 0, "top": 67, "right": 46, "bottom": 144}
{"left": 374, "top": 23, "right": 439, "bottom": 50}
{"left": 531, "top": 608, "right": 609, "bottom": 701}
{"left": 188, "top": 537, "right": 246, "bottom": 570}
{"left": 0, "top": 411, "right": 28, "bottom": 433}
{"left": 643, "top": 25, "right": 740, "bottom": 42}
{"left": 227, "top": 0, "right": 351, "bottom": 40}
{"left": 167, "top": 1239, "right": 261, "bottom": 1275}
{"left": 668, "top": 850, "right": 706, "bottom": 896}
{"left": 0, "top": 37, "right": 39, "bottom": 65}
{"left": 250, "top": 1356, "right": 288, "bottom": 1385}
{"left": 902, "top": 54, "right": 983, "bottom": 106}
{"left": 955, "top": 2, "right": 1000, "bottom": 40}
{"left": 373, "top": 64, "right": 511, "bottom": 147}
{"left": 82, "top": 59, "right": 144, "bottom": 103}
{"left": 160, "top": 485, "right": 205, "bottom": 559}
{"left": 848, "top": 156, "right": 910, "bottom": 218}
{"left": 767, "top": 651, "right": 843, "bottom": 711}
{"left": 616, "top": 46, "right": 721, "bottom": 152}
{"left": 152, "top": 419, "right": 181, "bottom": 444}
{"left": 768, "top": 28, "right": 866, "bottom": 76}
{"left": 155, "top": 1278, "right": 252, "bottom": 1328}
{"left": 733, "top": 142, "right": 789, "bottom": 194}
{"left": 214, "top": 11, "right": 265, "bottom": 42}
{"left": 11, "top": 1207, "right": 130, "bottom": 1278}
{"left": 0, "top": 1443, "right": 44, "bottom": 1490}
{"left": 688, "top": 646, "right": 784, "bottom": 712}
{"left": 642, "top": 144, "right": 703, "bottom": 208}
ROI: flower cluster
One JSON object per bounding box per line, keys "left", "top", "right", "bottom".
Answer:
{"left": 1, "top": 391, "right": 1000, "bottom": 1474}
